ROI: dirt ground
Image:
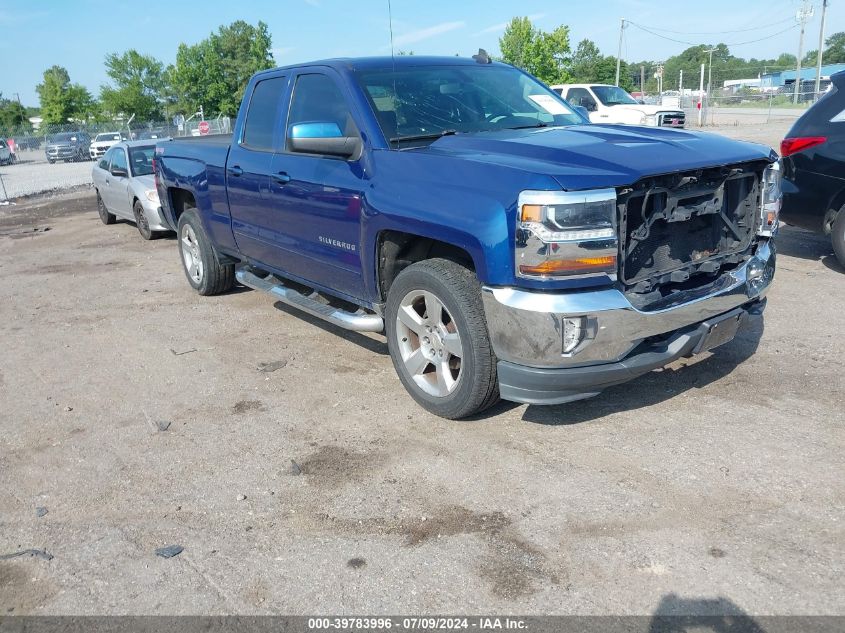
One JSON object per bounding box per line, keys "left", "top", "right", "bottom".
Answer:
{"left": 0, "top": 189, "right": 842, "bottom": 616}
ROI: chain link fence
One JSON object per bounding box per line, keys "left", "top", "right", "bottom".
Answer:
{"left": 0, "top": 116, "right": 233, "bottom": 164}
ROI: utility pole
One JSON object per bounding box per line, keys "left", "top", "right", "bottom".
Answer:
{"left": 794, "top": 1, "right": 814, "bottom": 104}
{"left": 615, "top": 18, "right": 626, "bottom": 86}
{"left": 698, "top": 63, "right": 705, "bottom": 127}
{"left": 679, "top": 69, "right": 683, "bottom": 92}
{"left": 815, "top": 0, "right": 828, "bottom": 97}
{"left": 705, "top": 47, "right": 716, "bottom": 119}
{"left": 640, "top": 65, "right": 645, "bottom": 94}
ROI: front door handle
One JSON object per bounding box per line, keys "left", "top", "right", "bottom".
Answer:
{"left": 272, "top": 172, "right": 291, "bottom": 185}
{"left": 227, "top": 165, "right": 243, "bottom": 177}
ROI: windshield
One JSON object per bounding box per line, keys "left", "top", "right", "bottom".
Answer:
{"left": 128, "top": 146, "right": 155, "bottom": 176}
{"left": 356, "top": 65, "right": 582, "bottom": 144}
{"left": 591, "top": 86, "right": 639, "bottom": 106}
{"left": 95, "top": 133, "right": 121, "bottom": 142}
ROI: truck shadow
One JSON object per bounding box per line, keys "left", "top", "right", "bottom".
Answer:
{"left": 271, "top": 300, "right": 389, "bottom": 356}
{"left": 646, "top": 593, "right": 769, "bottom": 633}
{"left": 520, "top": 316, "right": 763, "bottom": 426}
{"left": 775, "top": 224, "right": 833, "bottom": 263}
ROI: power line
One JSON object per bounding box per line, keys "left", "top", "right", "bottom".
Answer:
{"left": 626, "top": 21, "right": 798, "bottom": 47}
{"left": 636, "top": 16, "right": 793, "bottom": 36}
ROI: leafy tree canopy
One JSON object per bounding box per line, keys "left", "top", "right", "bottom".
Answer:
{"left": 99, "top": 50, "right": 165, "bottom": 120}
{"left": 499, "top": 17, "right": 572, "bottom": 84}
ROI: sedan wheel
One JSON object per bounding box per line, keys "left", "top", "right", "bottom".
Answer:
{"left": 133, "top": 200, "right": 155, "bottom": 240}
{"left": 97, "top": 192, "right": 115, "bottom": 225}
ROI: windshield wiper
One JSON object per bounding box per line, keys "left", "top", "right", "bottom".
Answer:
{"left": 505, "top": 123, "right": 549, "bottom": 130}
{"left": 390, "top": 129, "right": 458, "bottom": 143}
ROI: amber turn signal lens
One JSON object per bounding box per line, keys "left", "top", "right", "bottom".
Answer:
{"left": 519, "top": 255, "right": 617, "bottom": 276}
{"left": 520, "top": 204, "right": 544, "bottom": 223}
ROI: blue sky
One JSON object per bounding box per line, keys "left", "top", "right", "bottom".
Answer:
{"left": 1, "top": 0, "right": 841, "bottom": 106}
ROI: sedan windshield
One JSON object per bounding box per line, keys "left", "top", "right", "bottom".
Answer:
{"left": 356, "top": 65, "right": 582, "bottom": 145}
{"left": 591, "top": 86, "right": 639, "bottom": 106}
{"left": 128, "top": 146, "right": 155, "bottom": 176}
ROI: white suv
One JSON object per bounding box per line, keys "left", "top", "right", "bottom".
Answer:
{"left": 89, "top": 132, "right": 126, "bottom": 160}
{"left": 551, "top": 84, "right": 686, "bottom": 128}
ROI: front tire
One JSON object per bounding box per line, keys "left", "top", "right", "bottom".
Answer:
{"left": 133, "top": 200, "right": 157, "bottom": 241}
{"left": 97, "top": 191, "right": 115, "bottom": 225}
{"left": 385, "top": 258, "right": 499, "bottom": 419}
{"left": 831, "top": 205, "right": 845, "bottom": 269}
{"left": 177, "top": 208, "right": 234, "bottom": 296}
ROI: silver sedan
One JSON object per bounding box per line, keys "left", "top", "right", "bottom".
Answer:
{"left": 92, "top": 140, "right": 171, "bottom": 240}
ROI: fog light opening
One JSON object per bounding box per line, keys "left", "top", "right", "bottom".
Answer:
{"left": 562, "top": 317, "right": 587, "bottom": 354}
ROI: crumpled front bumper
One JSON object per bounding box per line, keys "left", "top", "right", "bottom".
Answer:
{"left": 482, "top": 240, "right": 775, "bottom": 405}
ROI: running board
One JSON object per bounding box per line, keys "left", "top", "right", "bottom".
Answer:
{"left": 235, "top": 269, "right": 384, "bottom": 333}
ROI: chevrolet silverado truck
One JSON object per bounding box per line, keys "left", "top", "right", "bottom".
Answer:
{"left": 154, "top": 55, "right": 779, "bottom": 419}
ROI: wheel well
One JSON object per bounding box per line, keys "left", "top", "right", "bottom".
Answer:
{"left": 824, "top": 187, "right": 845, "bottom": 234}
{"left": 377, "top": 230, "right": 475, "bottom": 301}
{"left": 169, "top": 188, "right": 197, "bottom": 225}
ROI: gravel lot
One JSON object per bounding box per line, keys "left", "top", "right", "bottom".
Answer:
{"left": 0, "top": 184, "right": 842, "bottom": 617}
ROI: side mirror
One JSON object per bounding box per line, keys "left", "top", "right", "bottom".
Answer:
{"left": 572, "top": 105, "right": 591, "bottom": 122}
{"left": 288, "top": 122, "right": 360, "bottom": 159}
{"left": 110, "top": 166, "right": 128, "bottom": 177}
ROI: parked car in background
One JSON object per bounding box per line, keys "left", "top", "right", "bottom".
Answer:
{"left": 155, "top": 56, "right": 778, "bottom": 419}
{"left": 0, "top": 139, "right": 14, "bottom": 165}
{"left": 780, "top": 70, "right": 845, "bottom": 267}
{"left": 552, "top": 83, "right": 686, "bottom": 128}
{"left": 12, "top": 135, "right": 41, "bottom": 150}
{"left": 93, "top": 140, "right": 170, "bottom": 240}
{"left": 45, "top": 132, "right": 91, "bottom": 163}
{"left": 89, "top": 132, "right": 126, "bottom": 160}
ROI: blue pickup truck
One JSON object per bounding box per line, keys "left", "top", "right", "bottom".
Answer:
{"left": 154, "top": 55, "right": 780, "bottom": 419}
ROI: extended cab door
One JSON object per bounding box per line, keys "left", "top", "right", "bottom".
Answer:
{"left": 226, "top": 72, "right": 289, "bottom": 265}
{"left": 265, "top": 70, "right": 367, "bottom": 301}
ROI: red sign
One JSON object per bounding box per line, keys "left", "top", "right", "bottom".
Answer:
{"left": 198, "top": 121, "right": 210, "bottom": 135}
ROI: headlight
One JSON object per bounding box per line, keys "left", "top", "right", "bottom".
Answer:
{"left": 515, "top": 189, "right": 618, "bottom": 278}
{"left": 758, "top": 161, "right": 781, "bottom": 236}
{"left": 645, "top": 114, "right": 657, "bottom": 126}
{"left": 145, "top": 189, "right": 160, "bottom": 204}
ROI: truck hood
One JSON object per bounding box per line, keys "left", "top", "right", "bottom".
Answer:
{"left": 419, "top": 125, "right": 775, "bottom": 190}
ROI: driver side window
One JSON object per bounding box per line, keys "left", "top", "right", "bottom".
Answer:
{"left": 98, "top": 150, "right": 111, "bottom": 171}
{"left": 567, "top": 88, "right": 597, "bottom": 112}
{"left": 110, "top": 148, "right": 127, "bottom": 174}
{"left": 287, "top": 73, "right": 357, "bottom": 147}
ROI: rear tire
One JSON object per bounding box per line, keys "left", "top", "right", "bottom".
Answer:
{"left": 832, "top": 205, "right": 845, "bottom": 269}
{"left": 385, "top": 258, "right": 499, "bottom": 420}
{"left": 97, "top": 191, "right": 115, "bottom": 225}
{"left": 177, "top": 208, "right": 234, "bottom": 296}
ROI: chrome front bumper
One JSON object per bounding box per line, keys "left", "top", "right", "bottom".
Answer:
{"left": 482, "top": 240, "right": 775, "bottom": 371}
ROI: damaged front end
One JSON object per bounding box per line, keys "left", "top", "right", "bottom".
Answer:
{"left": 617, "top": 160, "right": 776, "bottom": 299}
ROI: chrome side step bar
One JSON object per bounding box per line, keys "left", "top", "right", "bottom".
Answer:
{"left": 235, "top": 269, "right": 384, "bottom": 333}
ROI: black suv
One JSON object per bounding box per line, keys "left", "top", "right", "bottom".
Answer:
{"left": 780, "top": 70, "right": 845, "bottom": 267}
{"left": 45, "top": 132, "right": 91, "bottom": 163}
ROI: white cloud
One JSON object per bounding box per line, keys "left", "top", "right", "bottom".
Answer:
{"left": 474, "top": 13, "right": 547, "bottom": 36}
{"left": 393, "top": 21, "right": 465, "bottom": 46}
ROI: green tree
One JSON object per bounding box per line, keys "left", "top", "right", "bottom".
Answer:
{"left": 36, "top": 65, "right": 72, "bottom": 124}
{"left": 499, "top": 17, "right": 571, "bottom": 84}
{"left": 569, "top": 39, "right": 632, "bottom": 89}
{"left": 0, "top": 94, "right": 30, "bottom": 131}
{"left": 170, "top": 20, "right": 274, "bottom": 117}
{"left": 823, "top": 32, "right": 845, "bottom": 64}
{"left": 99, "top": 50, "right": 164, "bottom": 120}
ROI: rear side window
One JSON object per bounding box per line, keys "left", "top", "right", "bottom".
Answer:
{"left": 101, "top": 147, "right": 115, "bottom": 170}
{"left": 242, "top": 76, "right": 286, "bottom": 151}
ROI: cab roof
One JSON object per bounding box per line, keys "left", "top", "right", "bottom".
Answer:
{"left": 255, "top": 55, "right": 509, "bottom": 76}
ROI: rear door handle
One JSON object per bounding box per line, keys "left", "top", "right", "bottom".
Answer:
{"left": 272, "top": 172, "right": 291, "bottom": 185}
{"left": 227, "top": 165, "right": 243, "bottom": 177}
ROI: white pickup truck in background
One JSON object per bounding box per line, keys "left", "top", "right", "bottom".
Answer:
{"left": 552, "top": 83, "right": 686, "bottom": 128}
